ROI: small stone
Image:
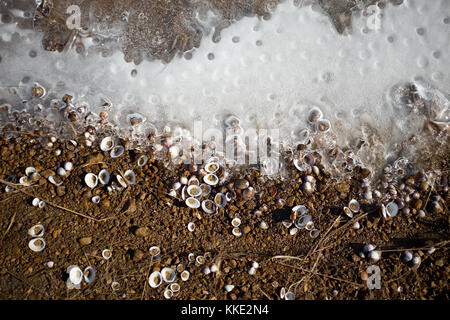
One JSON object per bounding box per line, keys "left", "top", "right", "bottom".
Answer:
{"left": 56, "top": 185, "right": 66, "bottom": 197}
{"left": 234, "top": 179, "right": 250, "bottom": 190}
{"left": 360, "top": 271, "right": 368, "bottom": 281}
{"left": 126, "top": 199, "right": 136, "bottom": 213}
{"left": 135, "top": 227, "right": 151, "bottom": 237}
{"left": 86, "top": 152, "right": 104, "bottom": 164}
{"left": 242, "top": 225, "right": 251, "bottom": 234}
{"left": 78, "top": 237, "right": 92, "bottom": 246}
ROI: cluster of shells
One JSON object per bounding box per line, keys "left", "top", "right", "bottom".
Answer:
{"left": 65, "top": 265, "right": 96, "bottom": 289}
{"left": 307, "top": 106, "right": 332, "bottom": 134}
{"left": 282, "top": 205, "right": 320, "bottom": 238}
{"left": 28, "top": 224, "right": 46, "bottom": 252}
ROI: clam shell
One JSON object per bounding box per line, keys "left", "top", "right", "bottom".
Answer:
{"left": 232, "top": 227, "right": 242, "bottom": 237}
{"left": 98, "top": 169, "right": 110, "bottom": 184}
{"left": 48, "top": 175, "right": 63, "bottom": 186}
{"left": 205, "top": 162, "right": 219, "bottom": 173}
{"left": 309, "top": 229, "right": 320, "bottom": 238}
{"left": 368, "top": 250, "right": 381, "bottom": 263}
{"left": 172, "top": 182, "right": 182, "bottom": 191}
{"left": 161, "top": 267, "right": 176, "bottom": 283}
{"left": 63, "top": 162, "right": 73, "bottom": 171}
{"left": 285, "top": 291, "right": 295, "bottom": 300}
{"left": 203, "top": 173, "right": 219, "bottom": 186}
{"left": 137, "top": 155, "right": 148, "bottom": 167}
{"left": 234, "top": 179, "right": 249, "bottom": 190}
{"left": 348, "top": 199, "right": 360, "bottom": 213}
{"left": 38, "top": 200, "right": 46, "bottom": 208}
{"left": 188, "top": 176, "right": 200, "bottom": 186}
{"left": 385, "top": 201, "right": 398, "bottom": 217}
{"left": 248, "top": 267, "right": 257, "bottom": 275}
{"left": 32, "top": 198, "right": 40, "bottom": 206}
{"left": 84, "top": 173, "right": 98, "bottom": 188}
{"left": 201, "top": 200, "right": 216, "bottom": 214}
{"left": 289, "top": 227, "right": 299, "bottom": 235}
{"left": 56, "top": 167, "right": 67, "bottom": 176}
{"left": 295, "top": 215, "right": 311, "bottom": 229}
{"left": 343, "top": 206, "right": 353, "bottom": 218}
{"left": 186, "top": 197, "right": 200, "bottom": 209}
{"left": 305, "top": 221, "right": 314, "bottom": 231}
{"left": 292, "top": 205, "right": 307, "bottom": 215}
{"left": 188, "top": 253, "right": 195, "bottom": 262}
{"left": 170, "top": 283, "right": 180, "bottom": 292}
{"left": 25, "top": 167, "right": 36, "bottom": 176}
{"left": 308, "top": 106, "right": 323, "bottom": 123}
{"left": 28, "top": 238, "right": 45, "bottom": 252}
{"left": 111, "top": 281, "right": 120, "bottom": 291}
{"left": 110, "top": 145, "right": 124, "bottom": 158}
{"left": 202, "top": 266, "right": 211, "bottom": 275}
{"left": 196, "top": 255, "right": 205, "bottom": 265}
{"left": 293, "top": 158, "right": 309, "bottom": 172}
{"left": 102, "top": 249, "right": 112, "bottom": 260}
{"left": 187, "top": 222, "right": 196, "bottom": 232}
{"left": 180, "top": 270, "right": 190, "bottom": 281}
{"left": 100, "top": 137, "right": 114, "bottom": 151}
{"left": 282, "top": 220, "right": 293, "bottom": 229}
{"left": 124, "top": 170, "right": 136, "bottom": 185}
{"left": 214, "top": 193, "right": 227, "bottom": 208}
{"left": 180, "top": 176, "right": 188, "bottom": 185}
{"left": 28, "top": 224, "right": 45, "bottom": 237}
{"left": 83, "top": 266, "right": 96, "bottom": 283}
{"left": 402, "top": 251, "right": 413, "bottom": 263}
{"left": 315, "top": 119, "right": 331, "bottom": 133}
{"left": 19, "top": 176, "right": 32, "bottom": 186}
{"left": 224, "top": 115, "right": 240, "bottom": 127}
{"left": 200, "top": 184, "right": 211, "bottom": 197}
{"left": 116, "top": 175, "right": 127, "bottom": 188}
{"left": 363, "top": 244, "right": 375, "bottom": 253}
{"left": 259, "top": 221, "right": 269, "bottom": 230}
{"left": 231, "top": 217, "right": 241, "bottom": 227}
{"left": 187, "top": 185, "right": 202, "bottom": 198}
{"left": 164, "top": 288, "right": 173, "bottom": 299}
{"left": 149, "top": 271, "right": 162, "bottom": 288}
{"left": 68, "top": 266, "right": 83, "bottom": 285}
{"left": 149, "top": 246, "right": 161, "bottom": 257}
{"left": 168, "top": 189, "right": 177, "bottom": 197}
{"left": 91, "top": 195, "right": 100, "bottom": 203}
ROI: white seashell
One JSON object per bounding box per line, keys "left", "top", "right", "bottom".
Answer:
{"left": 5, "top": 185, "right": 14, "bottom": 193}
{"left": 46, "top": 261, "right": 54, "bottom": 268}
{"left": 32, "top": 198, "right": 40, "bottom": 206}
{"left": 116, "top": 175, "right": 127, "bottom": 188}
{"left": 412, "top": 256, "right": 421, "bottom": 266}
{"left": 102, "top": 249, "right": 112, "bottom": 260}
{"left": 309, "top": 229, "right": 320, "bottom": 238}
{"left": 305, "top": 221, "right": 314, "bottom": 231}
{"left": 55, "top": 149, "right": 61, "bottom": 156}
{"left": 187, "top": 222, "right": 196, "bottom": 232}
{"left": 84, "top": 173, "right": 98, "bottom": 188}
{"left": 202, "top": 266, "right": 211, "bottom": 275}
{"left": 100, "top": 137, "right": 114, "bottom": 151}
{"left": 83, "top": 266, "right": 96, "bottom": 283}
{"left": 303, "top": 181, "right": 313, "bottom": 194}
{"left": 149, "top": 246, "right": 161, "bottom": 257}
{"left": 110, "top": 145, "right": 124, "bottom": 158}
{"left": 124, "top": 170, "right": 136, "bottom": 185}
{"left": 427, "top": 247, "right": 435, "bottom": 254}
{"left": 203, "top": 173, "right": 219, "bottom": 186}
{"left": 186, "top": 197, "right": 200, "bottom": 209}
{"left": 214, "top": 193, "right": 227, "bottom": 208}
{"left": 417, "top": 210, "right": 426, "bottom": 218}
{"left": 282, "top": 220, "right": 293, "bottom": 229}
{"left": 149, "top": 271, "right": 162, "bottom": 288}
{"left": 224, "top": 284, "right": 235, "bottom": 292}
{"left": 368, "top": 250, "right": 381, "bottom": 263}
{"left": 353, "top": 221, "right": 361, "bottom": 229}
{"left": 232, "top": 227, "right": 242, "bottom": 237}
{"left": 293, "top": 158, "right": 309, "bottom": 172}
{"left": 91, "top": 195, "right": 100, "bottom": 204}
{"left": 280, "top": 287, "right": 286, "bottom": 299}
{"left": 25, "top": 167, "right": 36, "bottom": 176}
{"left": 210, "top": 264, "right": 219, "bottom": 273}
{"left": 259, "top": 221, "right": 269, "bottom": 230}
{"left": 225, "top": 191, "right": 234, "bottom": 202}
{"left": 308, "top": 106, "right": 323, "bottom": 123}
{"left": 28, "top": 224, "right": 44, "bottom": 237}
{"left": 19, "top": 176, "right": 32, "bottom": 186}
{"left": 111, "top": 281, "right": 120, "bottom": 291}
{"left": 161, "top": 268, "right": 176, "bottom": 283}
{"left": 205, "top": 162, "right": 219, "bottom": 173}
{"left": 285, "top": 291, "right": 295, "bottom": 300}
{"left": 137, "top": 155, "right": 148, "bottom": 167}
{"left": 402, "top": 251, "right": 413, "bottom": 263}
{"left": 248, "top": 267, "right": 257, "bottom": 275}
{"left": 48, "top": 175, "right": 62, "bottom": 186}
{"left": 295, "top": 215, "right": 311, "bottom": 229}
{"left": 201, "top": 200, "right": 216, "bottom": 214}
{"left": 63, "top": 162, "right": 73, "bottom": 171}
{"left": 180, "top": 176, "right": 188, "bottom": 185}
{"left": 188, "top": 253, "right": 195, "bottom": 262}
{"left": 312, "top": 165, "right": 320, "bottom": 176}
{"left": 315, "top": 119, "right": 331, "bottom": 133}
{"left": 187, "top": 185, "right": 202, "bottom": 197}
{"left": 56, "top": 167, "right": 67, "bottom": 176}
{"left": 385, "top": 201, "right": 398, "bottom": 217}
{"left": 252, "top": 261, "right": 259, "bottom": 268}
{"left": 181, "top": 270, "right": 190, "bottom": 281}
{"left": 231, "top": 217, "right": 241, "bottom": 227}
{"left": 290, "top": 227, "right": 299, "bottom": 235}
{"left": 188, "top": 176, "right": 200, "bottom": 185}
{"left": 38, "top": 200, "right": 46, "bottom": 209}
{"left": 164, "top": 288, "right": 173, "bottom": 299}
{"left": 196, "top": 255, "right": 205, "bottom": 265}
{"left": 292, "top": 205, "right": 307, "bottom": 215}
{"left": 348, "top": 199, "right": 360, "bottom": 213}
{"left": 68, "top": 266, "right": 83, "bottom": 285}
{"left": 98, "top": 169, "right": 110, "bottom": 184}
{"left": 168, "top": 189, "right": 177, "bottom": 197}
{"left": 343, "top": 206, "right": 353, "bottom": 218}
{"left": 363, "top": 244, "right": 375, "bottom": 253}
{"left": 170, "top": 283, "right": 180, "bottom": 292}
{"left": 172, "top": 182, "right": 182, "bottom": 190}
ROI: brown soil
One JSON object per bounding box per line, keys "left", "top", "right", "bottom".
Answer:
{"left": 0, "top": 113, "right": 448, "bottom": 300}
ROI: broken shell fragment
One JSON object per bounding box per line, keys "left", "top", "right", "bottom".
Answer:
{"left": 100, "top": 137, "right": 114, "bottom": 151}
{"left": 203, "top": 173, "right": 219, "bottom": 186}
{"left": 28, "top": 224, "right": 45, "bottom": 237}
{"left": 48, "top": 175, "right": 63, "bottom": 186}
{"left": 102, "top": 249, "right": 112, "bottom": 260}
{"left": 83, "top": 266, "right": 96, "bottom": 283}
{"left": 186, "top": 197, "right": 200, "bottom": 209}
{"left": 180, "top": 270, "right": 190, "bottom": 281}
{"left": 20, "top": 176, "right": 32, "bottom": 186}
{"left": 248, "top": 267, "right": 257, "bottom": 275}
{"left": 201, "top": 199, "right": 216, "bottom": 213}
{"left": 110, "top": 145, "right": 124, "bottom": 158}
{"left": 200, "top": 184, "right": 211, "bottom": 197}
{"left": 187, "top": 185, "right": 202, "bottom": 197}
{"left": 28, "top": 238, "right": 46, "bottom": 252}
{"left": 282, "top": 220, "right": 293, "bottom": 229}
{"left": 98, "top": 169, "right": 110, "bottom": 185}
{"left": 124, "top": 170, "right": 136, "bottom": 185}
{"left": 149, "top": 271, "right": 162, "bottom": 288}
{"left": 363, "top": 244, "right": 375, "bottom": 253}
{"left": 25, "top": 167, "right": 36, "bottom": 176}
{"left": 161, "top": 268, "right": 176, "bottom": 283}
{"left": 196, "top": 255, "right": 206, "bottom": 265}
{"left": 259, "top": 221, "right": 269, "bottom": 230}
{"left": 348, "top": 199, "right": 360, "bottom": 213}
{"left": 84, "top": 173, "right": 98, "bottom": 188}
{"left": 224, "top": 284, "right": 235, "bottom": 292}
{"left": 116, "top": 175, "right": 127, "bottom": 188}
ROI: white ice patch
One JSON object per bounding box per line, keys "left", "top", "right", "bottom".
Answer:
{"left": 0, "top": 0, "right": 449, "bottom": 170}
